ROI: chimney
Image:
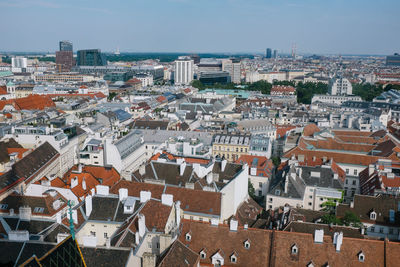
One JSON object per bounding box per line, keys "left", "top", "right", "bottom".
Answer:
{"left": 82, "top": 177, "right": 86, "bottom": 191}
{"left": 244, "top": 224, "right": 248, "bottom": 230}
{"left": 312, "top": 156, "right": 316, "bottom": 162}
{"left": 333, "top": 173, "right": 338, "bottom": 180}
{"left": 175, "top": 201, "right": 181, "bottom": 226}
{"left": 19, "top": 207, "right": 31, "bottom": 221}
{"left": 230, "top": 219, "right": 238, "bottom": 232}
{"left": 72, "top": 210, "right": 78, "bottom": 224}
{"left": 56, "top": 212, "right": 62, "bottom": 224}
{"left": 140, "top": 191, "right": 151, "bottom": 203}
{"left": 180, "top": 161, "right": 187, "bottom": 176}
{"left": 221, "top": 159, "right": 227, "bottom": 172}
{"left": 161, "top": 194, "right": 173, "bottom": 206}
{"left": 142, "top": 253, "right": 156, "bottom": 267}
{"left": 206, "top": 172, "right": 213, "bottom": 184}
{"left": 77, "top": 164, "right": 82, "bottom": 173}
{"left": 135, "top": 231, "right": 140, "bottom": 245}
{"left": 9, "top": 209, "right": 14, "bottom": 216}
{"left": 139, "top": 214, "right": 146, "bottom": 238}
{"left": 336, "top": 232, "right": 343, "bottom": 251}
{"left": 314, "top": 229, "right": 324, "bottom": 243}
{"left": 85, "top": 195, "right": 93, "bottom": 217}
{"left": 350, "top": 201, "right": 354, "bottom": 208}
{"left": 139, "top": 165, "right": 146, "bottom": 176}
{"left": 96, "top": 185, "right": 109, "bottom": 196}
{"left": 119, "top": 188, "right": 128, "bottom": 201}
{"left": 368, "top": 164, "right": 375, "bottom": 176}
{"left": 71, "top": 176, "right": 78, "bottom": 189}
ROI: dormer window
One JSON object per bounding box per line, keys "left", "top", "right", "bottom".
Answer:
{"left": 370, "top": 211, "right": 377, "bottom": 220}
{"left": 200, "top": 250, "right": 206, "bottom": 259}
{"left": 358, "top": 252, "right": 365, "bottom": 262}
{"left": 185, "top": 233, "right": 191, "bottom": 241}
{"left": 230, "top": 253, "right": 237, "bottom": 263}
{"left": 244, "top": 239, "right": 250, "bottom": 249}
{"left": 307, "top": 262, "right": 315, "bottom": 267}
{"left": 291, "top": 244, "right": 298, "bottom": 255}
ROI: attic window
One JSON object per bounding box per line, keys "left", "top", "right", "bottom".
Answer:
{"left": 244, "top": 240, "right": 250, "bottom": 249}
{"left": 230, "top": 254, "right": 237, "bottom": 263}
{"left": 185, "top": 233, "right": 191, "bottom": 241}
{"left": 358, "top": 252, "right": 365, "bottom": 262}
{"left": 0, "top": 204, "right": 8, "bottom": 209}
{"left": 200, "top": 250, "right": 206, "bottom": 259}
{"left": 34, "top": 207, "right": 45, "bottom": 213}
{"left": 291, "top": 244, "right": 298, "bottom": 255}
{"left": 370, "top": 211, "right": 377, "bottom": 220}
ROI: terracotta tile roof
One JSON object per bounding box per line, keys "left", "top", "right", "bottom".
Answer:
{"left": 140, "top": 199, "right": 173, "bottom": 232}
{"left": 0, "top": 86, "right": 8, "bottom": 95}
{"left": 336, "top": 194, "right": 400, "bottom": 226}
{"left": 111, "top": 180, "right": 222, "bottom": 217}
{"left": 179, "top": 220, "right": 272, "bottom": 266}
{"left": 301, "top": 137, "right": 376, "bottom": 153}
{"left": 0, "top": 138, "right": 23, "bottom": 164}
{"left": 275, "top": 125, "right": 296, "bottom": 139}
{"left": 0, "top": 193, "right": 67, "bottom": 217}
{"left": 13, "top": 95, "right": 56, "bottom": 110}
{"left": 151, "top": 151, "right": 210, "bottom": 165}
{"left": 236, "top": 155, "right": 273, "bottom": 178}
{"left": 303, "top": 123, "right": 321, "bottom": 137}
{"left": 284, "top": 146, "right": 382, "bottom": 167}
{"left": 271, "top": 230, "right": 385, "bottom": 267}
{"left": 157, "top": 240, "right": 199, "bottom": 267}
{"left": 6, "top": 148, "right": 29, "bottom": 160}
{"left": 332, "top": 130, "right": 372, "bottom": 137}
{"left": 156, "top": 96, "right": 167, "bottom": 103}
{"left": 50, "top": 177, "right": 66, "bottom": 187}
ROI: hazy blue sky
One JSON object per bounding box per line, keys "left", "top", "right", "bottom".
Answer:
{"left": 0, "top": 0, "right": 398, "bottom": 55}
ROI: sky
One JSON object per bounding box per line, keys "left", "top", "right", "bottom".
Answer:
{"left": 0, "top": 0, "right": 399, "bottom": 55}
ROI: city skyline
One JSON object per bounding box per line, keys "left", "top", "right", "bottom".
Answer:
{"left": 0, "top": 0, "right": 399, "bottom": 55}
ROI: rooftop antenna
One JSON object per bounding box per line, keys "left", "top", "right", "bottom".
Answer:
{"left": 68, "top": 200, "right": 75, "bottom": 240}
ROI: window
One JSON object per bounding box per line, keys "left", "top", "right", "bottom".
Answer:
{"left": 309, "top": 195, "right": 313, "bottom": 199}
{"left": 104, "top": 233, "right": 108, "bottom": 238}
{"left": 346, "top": 180, "right": 348, "bottom": 184}
{"left": 148, "top": 242, "right": 152, "bottom": 248}
{"left": 190, "top": 216, "right": 194, "bottom": 220}
{"left": 185, "top": 233, "right": 191, "bottom": 241}
{"left": 258, "top": 191, "right": 262, "bottom": 197}
{"left": 379, "top": 227, "right": 384, "bottom": 234}
{"left": 352, "top": 180, "right": 356, "bottom": 186}
{"left": 231, "top": 254, "right": 237, "bottom": 263}
{"left": 370, "top": 211, "right": 377, "bottom": 220}
{"left": 320, "top": 198, "right": 323, "bottom": 201}
{"left": 308, "top": 202, "right": 312, "bottom": 206}
{"left": 259, "top": 182, "right": 262, "bottom": 188}
{"left": 244, "top": 240, "right": 250, "bottom": 249}
{"left": 389, "top": 228, "right": 393, "bottom": 235}
{"left": 275, "top": 190, "right": 280, "bottom": 196}
{"left": 90, "top": 231, "right": 96, "bottom": 236}
{"left": 370, "top": 226, "right": 375, "bottom": 232}
{"left": 291, "top": 244, "right": 298, "bottom": 255}
{"left": 358, "top": 252, "right": 365, "bottom": 262}
{"left": 157, "top": 243, "right": 160, "bottom": 249}
{"left": 346, "top": 169, "right": 349, "bottom": 174}
{"left": 200, "top": 251, "right": 206, "bottom": 259}
{"left": 354, "top": 169, "right": 358, "bottom": 175}
{"left": 33, "top": 207, "right": 44, "bottom": 213}
{"left": 0, "top": 204, "right": 8, "bottom": 209}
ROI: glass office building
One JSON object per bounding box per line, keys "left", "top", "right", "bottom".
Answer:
{"left": 77, "top": 49, "right": 107, "bottom": 66}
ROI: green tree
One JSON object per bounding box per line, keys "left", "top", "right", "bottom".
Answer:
{"left": 191, "top": 80, "right": 205, "bottom": 90}
{"left": 248, "top": 180, "right": 256, "bottom": 199}
{"left": 271, "top": 156, "right": 281, "bottom": 167}
{"left": 108, "top": 92, "right": 117, "bottom": 101}
{"left": 341, "top": 211, "right": 362, "bottom": 227}
{"left": 321, "top": 213, "right": 341, "bottom": 225}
